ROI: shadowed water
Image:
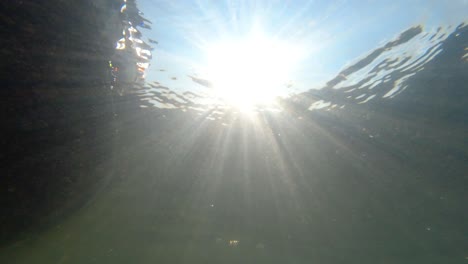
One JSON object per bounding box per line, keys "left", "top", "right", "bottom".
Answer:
{"left": 0, "top": 1, "right": 467, "bottom": 264}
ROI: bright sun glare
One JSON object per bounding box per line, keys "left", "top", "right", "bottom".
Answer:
{"left": 203, "top": 30, "right": 303, "bottom": 110}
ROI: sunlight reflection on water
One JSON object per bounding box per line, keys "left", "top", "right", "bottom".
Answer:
{"left": 134, "top": 23, "right": 466, "bottom": 119}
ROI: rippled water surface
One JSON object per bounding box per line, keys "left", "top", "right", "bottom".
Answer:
{"left": 0, "top": 1, "right": 467, "bottom": 263}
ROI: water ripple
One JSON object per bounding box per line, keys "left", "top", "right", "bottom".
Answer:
{"left": 307, "top": 23, "right": 466, "bottom": 110}
{"left": 108, "top": 0, "right": 153, "bottom": 95}
{"left": 135, "top": 22, "right": 466, "bottom": 118}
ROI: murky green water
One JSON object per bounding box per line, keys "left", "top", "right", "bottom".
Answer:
{"left": 1, "top": 1, "right": 467, "bottom": 263}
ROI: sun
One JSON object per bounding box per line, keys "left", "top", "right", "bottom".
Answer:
{"left": 202, "top": 30, "right": 303, "bottom": 110}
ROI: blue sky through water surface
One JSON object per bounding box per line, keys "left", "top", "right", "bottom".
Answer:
{"left": 137, "top": 0, "right": 467, "bottom": 96}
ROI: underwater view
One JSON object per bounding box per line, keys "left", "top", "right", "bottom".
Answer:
{"left": 0, "top": 0, "right": 467, "bottom": 263}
